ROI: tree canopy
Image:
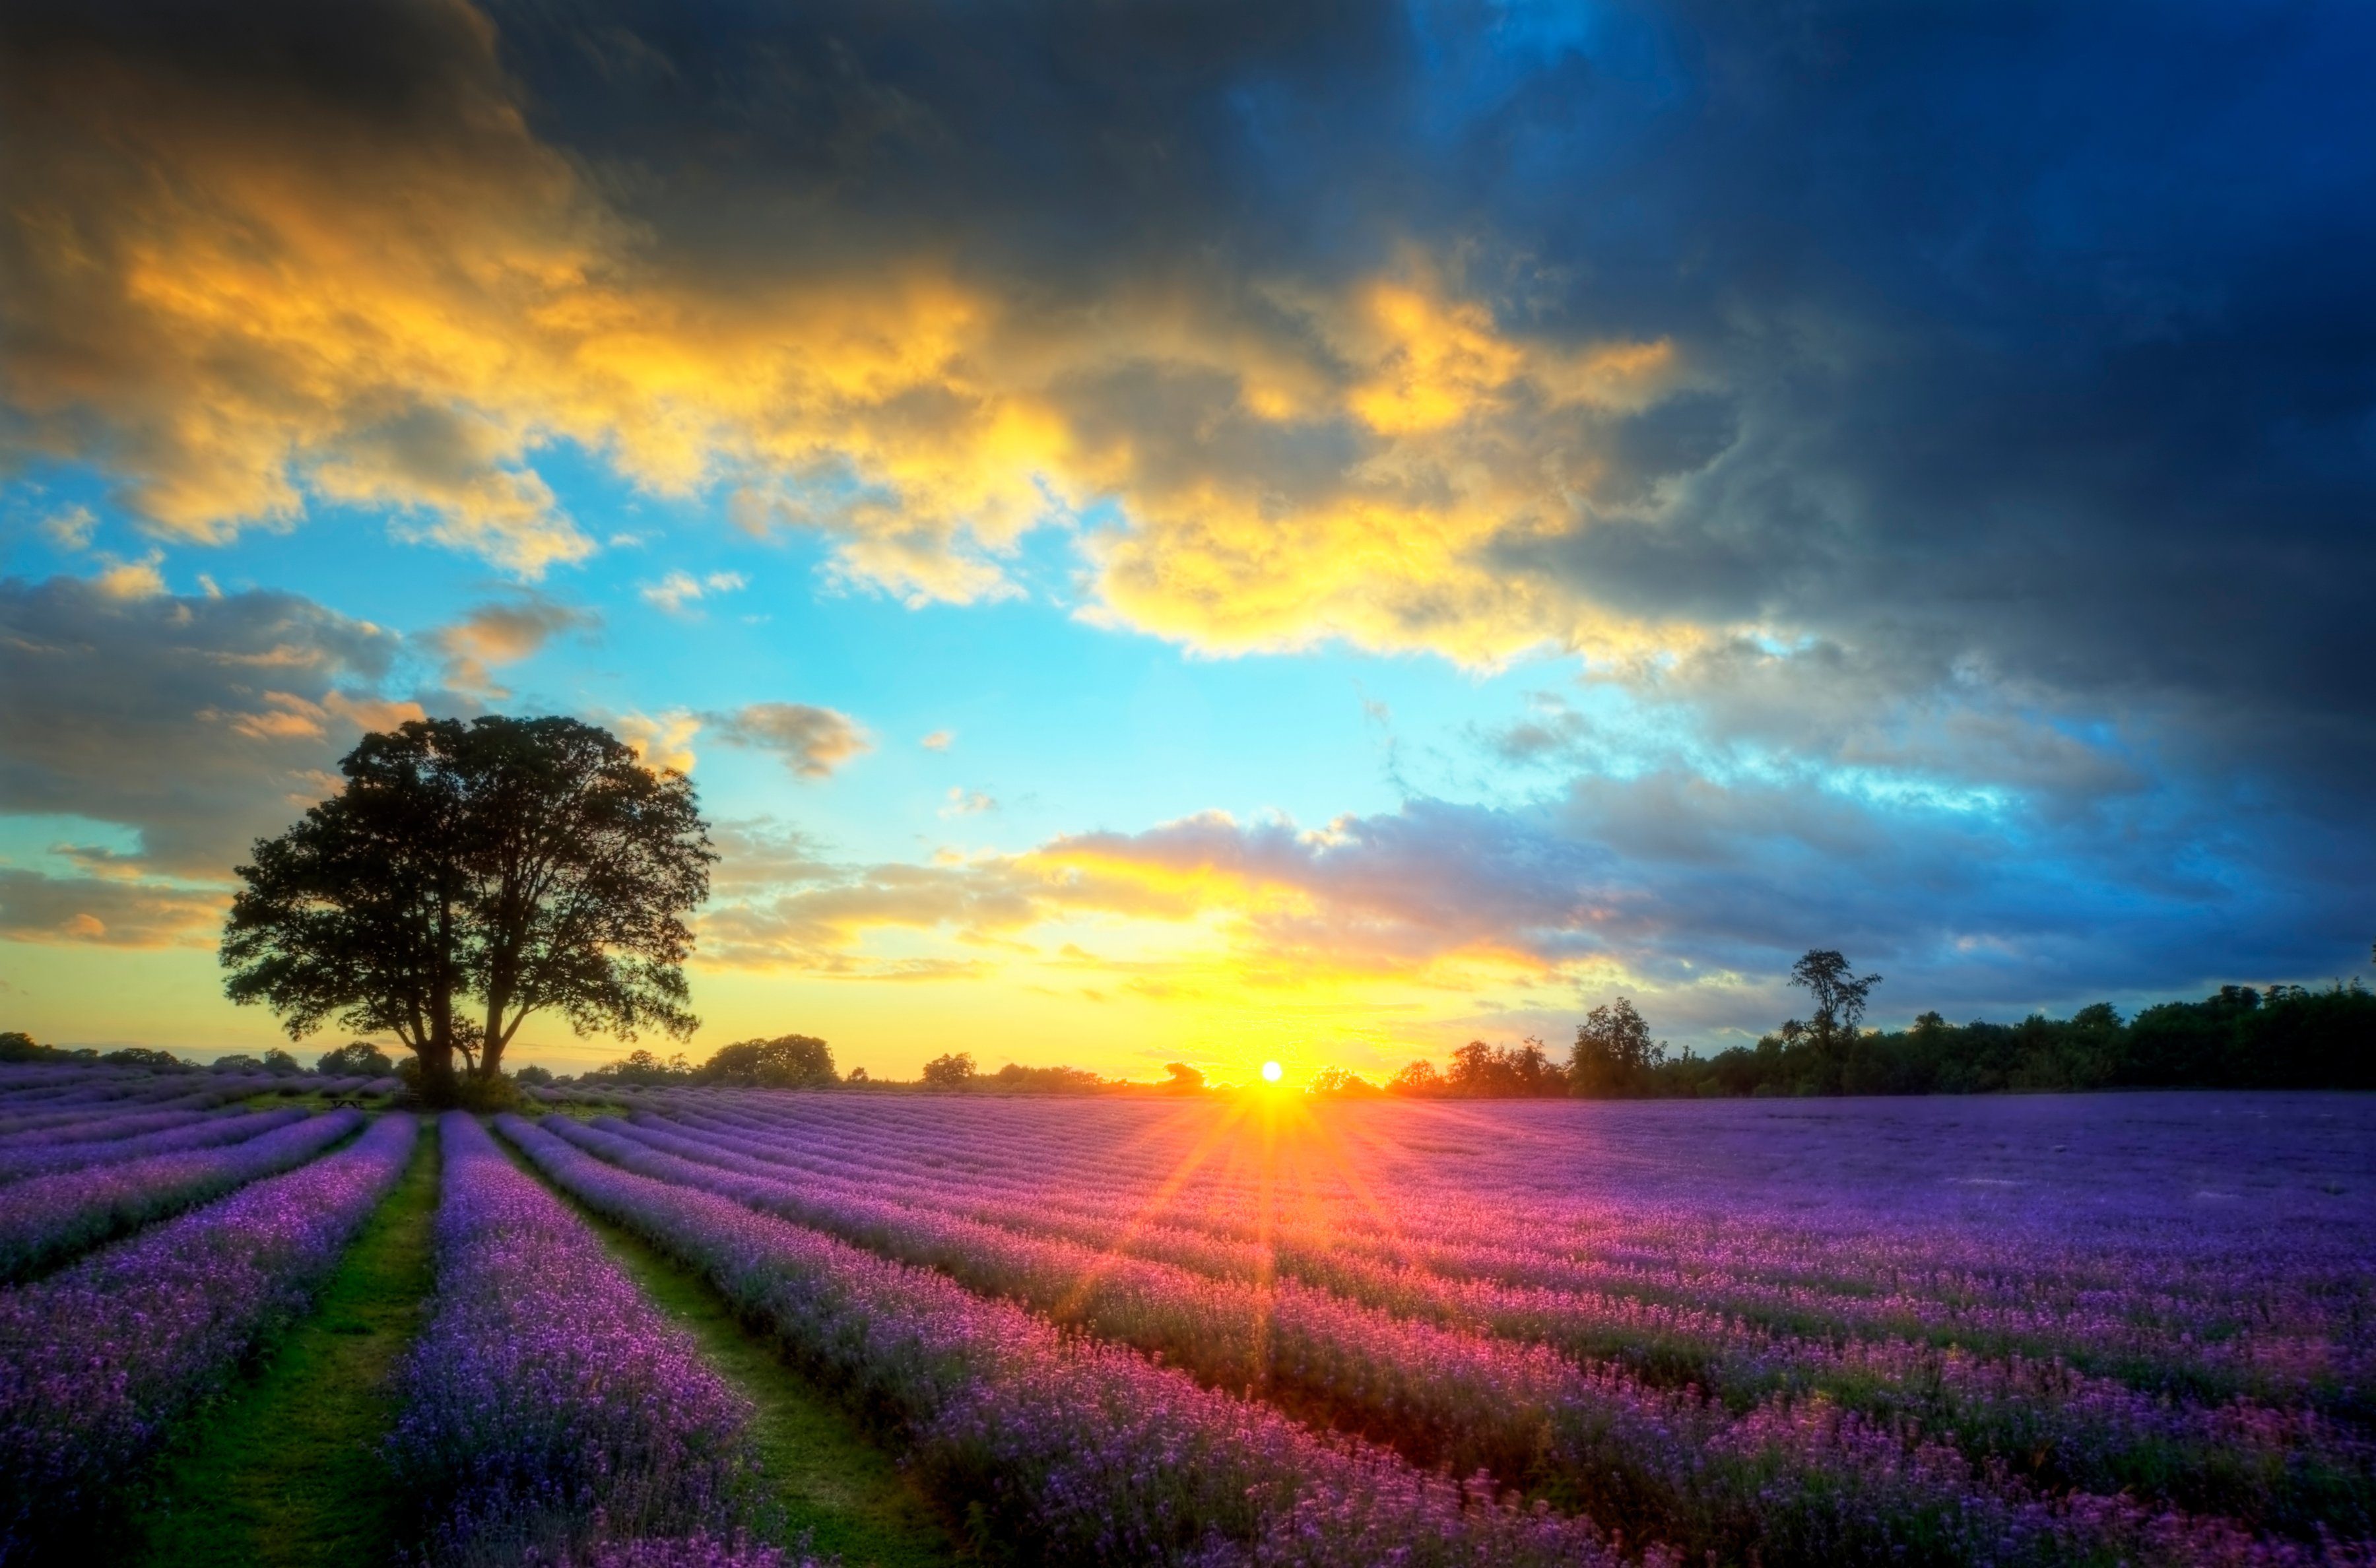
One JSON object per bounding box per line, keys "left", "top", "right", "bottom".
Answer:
{"left": 316, "top": 1040, "right": 395, "bottom": 1077}
{"left": 1569, "top": 998, "right": 1666, "bottom": 1095}
{"left": 694, "top": 1034, "right": 837, "bottom": 1088}
{"left": 220, "top": 715, "right": 713, "bottom": 1102}
{"left": 919, "top": 1051, "right": 977, "bottom": 1088}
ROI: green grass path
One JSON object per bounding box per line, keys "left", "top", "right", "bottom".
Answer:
{"left": 567, "top": 1192, "right": 968, "bottom": 1567}
{"left": 133, "top": 1117, "right": 442, "bottom": 1567}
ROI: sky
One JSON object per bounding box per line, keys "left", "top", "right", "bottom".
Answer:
{"left": 1, "top": 0, "right": 2371, "bottom": 1080}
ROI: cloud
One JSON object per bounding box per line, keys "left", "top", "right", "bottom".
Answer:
{"left": 615, "top": 709, "right": 700, "bottom": 775}
{"left": 0, "top": 572, "right": 407, "bottom": 874}
{"left": 40, "top": 505, "right": 96, "bottom": 552}
{"left": 0, "top": 0, "right": 1682, "bottom": 653}
{"left": 91, "top": 551, "right": 168, "bottom": 599}
{"left": 9, "top": 0, "right": 2363, "bottom": 779}
{"left": 0, "top": 570, "right": 428, "bottom": 956}
{"left": 919, "top": 730, "right": 953, "bottom": 751}
{"left": 423, "top": 593, "right": 598, "bottom": 694}
{"left": 690, "top": 754, "right": 2372, "bottom": 1047}
{"left": 3, "top": 0, "right": 2370, "bottom": 1029}
{"left": 939, "top": 789, "right": 996, "bottom": 818}
{"left": 0, "top": 868, "right": 224, "bottom": 947}
{"left": 640, "top": 570, "right": 746, "bottom": 616}
{"left": 708, "top": 703, "right": 870, "bottom": 779}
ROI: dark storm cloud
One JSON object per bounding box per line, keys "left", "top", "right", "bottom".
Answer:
{"left": 474, "top": 0, "right": 2373, "bottom": 765}
{"left": 0, "top": 575, "right": 414, "bottom": 874}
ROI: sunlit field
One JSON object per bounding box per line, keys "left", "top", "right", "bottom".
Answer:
{"left": 3, "top": 1065, "right": 2370, "bottom": 1565}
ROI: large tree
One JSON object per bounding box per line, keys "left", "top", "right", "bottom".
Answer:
{"left": 1569, "top": 997, "right": 1666, "bottom": 1097}
{"left": 695, "top": 1034, "right": 837, "bottom": 1089}
{"left": 1788, "top": 949, "right": 1883, "bottom": 1090}
{"left": 221, "top": 716, "right": 713, "bottom": 1101}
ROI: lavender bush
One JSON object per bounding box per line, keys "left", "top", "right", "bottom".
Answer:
{"left": 388, "top": 1114, "right": 764, "bottom": 1566}
{"left": 0, "top": 1112, "right": 416, "bottom": 1555}
{"left": 0, "top": 1109, "right": 366, "bottom": 1282}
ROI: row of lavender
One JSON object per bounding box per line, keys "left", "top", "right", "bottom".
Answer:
{"left": 562, "top": 1091, "right": 2376, "bottom": 1566}
{"left": 390, "top": 1114, "right": 800, "bottom": 1567}
{"left": 0, "top": 1113, "right": 417, "bottom": 1557}
{"left": 0, "top": 1065, "right": 394, "bottom": 1132}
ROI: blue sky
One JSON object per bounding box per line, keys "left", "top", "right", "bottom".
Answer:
{"left": 1, "top": 0, "right": 2369, "bottom": 1078}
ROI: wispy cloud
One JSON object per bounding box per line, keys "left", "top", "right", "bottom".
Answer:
{"left": 640, "top": 571, "right": 747, "bottom": 616}
{"left": 708, "top": 702, "right": 871, "bottom": 779}
{"left": 423, "top": 594, "right": 599, "bottom": 695}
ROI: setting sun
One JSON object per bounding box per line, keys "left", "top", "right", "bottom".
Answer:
{"left": 1261, "top": 1061, "right": 1284, "bottom": 1084}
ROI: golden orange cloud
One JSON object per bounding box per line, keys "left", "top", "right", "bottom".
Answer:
{"left": 2, "top": 3, "right": 1705, "bottom": 667}
{"left": 691, "top": 805, "right": 1637, "bottom": 1050}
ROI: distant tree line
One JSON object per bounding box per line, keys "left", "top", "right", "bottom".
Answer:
{"left": 20, "top": 946, "right": 2371, "bottom": 1100}
{"left": 576, "top": 1034, "right": 840, "bottom": 1089}
{"left": 1360, "top": 949, "right": 2376, "bottom": 1099}
{"left": 564, "top": 1039, "right": 1117, "bottom": 1094}
{"left": 0, "top": 1031, "right": 395, "bottom": 1077}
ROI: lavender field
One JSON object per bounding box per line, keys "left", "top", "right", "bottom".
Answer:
{"left": 0, "top": 1066, "right": 2369, "bottom": 1567}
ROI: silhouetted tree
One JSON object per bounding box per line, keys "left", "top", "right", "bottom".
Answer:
{"left": 1445, "top": 1038, "right": 1567, "bottom": 1096}
{"left": 584, "top": 1047, "right": 694, "bottom": 1086}
{"left": 101, "top": 1047, "right": 183, "bottom": 1070}
{"left": 920, "top": 1051, "right": 977, "bottom": 1088}
{"left": 1387, "top": 1059, "right": 1445, "bottom": 1096}
{"left": 990, "top": 1062, "right": 1103, "bottom": 1092}
{"left": 1791, "top": 949, "right": 1882, "bottom": 1040}
{"left": 1790, "top": 949, "right": 1882, "bottom": 1091}
{"left": 222, "top": 716, "right": 713, "bottom": 1104}
{"left": 1162, "top": 1062, "right": 1206, "bottom": 1094}
{"left": 1307, "top": 1065, "right": 1379, "bottom": 1095}
{"left": 316, "top": 1040, "right": 395, "bottom": 1076}
{"left": 698, "top": 1033, "right": 837, "bottom": 1088}
{"left": 1569, "top": 998, "right": 1666, "bottom": 1096}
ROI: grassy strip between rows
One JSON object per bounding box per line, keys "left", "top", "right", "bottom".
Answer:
{"left": 508, "top": 1127, "right": 968, "bottom": 1568}
{"left": 131, "top": 1117, "right": 443, "bottom": 1568}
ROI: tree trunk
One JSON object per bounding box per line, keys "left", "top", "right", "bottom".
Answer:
{"left": 413, "top": 1038, "right": 458, "bottom": 1105}
{"left": 479, "top": 987, "right": 510, "bottom": 1080}
{"left": 421, "top": 985, "right": 461, "bottom": 1105}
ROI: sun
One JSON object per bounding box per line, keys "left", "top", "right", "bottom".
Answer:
{"left": 1261, "top": 1061, "right": 1283, "bottom": 1083}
